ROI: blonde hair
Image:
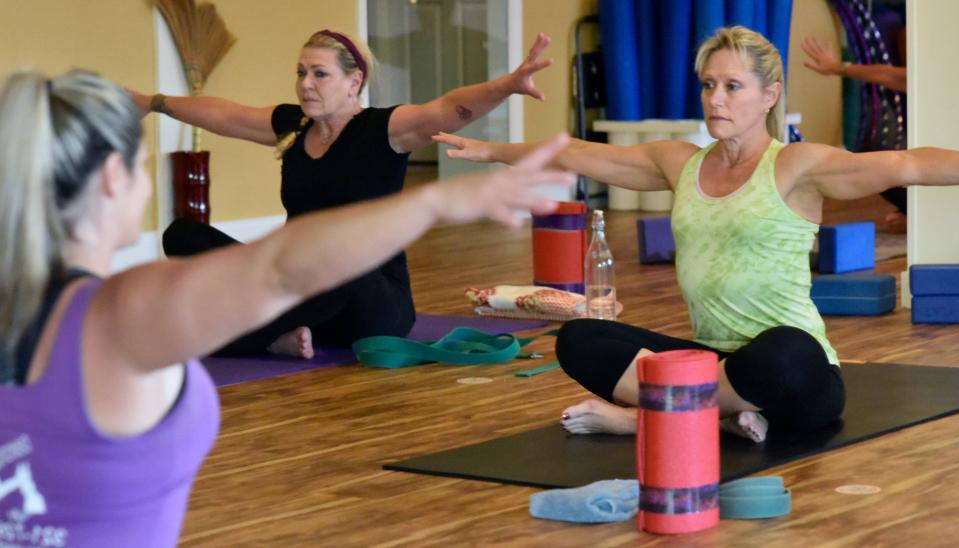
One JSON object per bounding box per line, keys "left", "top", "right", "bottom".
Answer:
{"left": 274, "top": 31, "right": 379, "bottom": 158}
{"left": 303, "top": 30, "right": 377, "bottom": 93}
{"left": 0, "top": 70, "right": 140, "bottom": 378}
{"left": 694, "top": 25, "right": 785, "bottom": 140}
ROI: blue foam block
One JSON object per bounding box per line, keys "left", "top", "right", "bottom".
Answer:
{"left": 910, "top": 264, "right": 959, "bottom": 296}
{"left": 912, "top": 296, "right": 959, "bottom": 324}
{"left": 818, "top": 222, "right": 875, "bottom": 274}
{"left": 637, "top": 217, "right": 675, "bottom": 264}
{"left": 811, "top": 272, "right": 896, "bottom": 316}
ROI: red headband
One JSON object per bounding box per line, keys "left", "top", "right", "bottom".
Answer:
{"left": 315, "top": 29, "right": 367, "bottom": 88}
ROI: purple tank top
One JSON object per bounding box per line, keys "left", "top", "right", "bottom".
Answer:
{"left": 0, "top": 279, "right": 220, "bottom": 547}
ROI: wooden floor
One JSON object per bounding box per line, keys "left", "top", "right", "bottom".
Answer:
{"left": 179, "top": 172, "right": 959, "bottom": 546}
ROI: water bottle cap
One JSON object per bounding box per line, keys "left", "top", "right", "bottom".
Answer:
{"left": 592, "top": 209, "right": 605, "bottom": 228}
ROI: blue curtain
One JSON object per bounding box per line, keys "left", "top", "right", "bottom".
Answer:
{"left": 636, "top": 0, "right": 658, "bottom": 118}
{"left": 600, "top": 0, "right": 793, "bottom": 121}
{"left": 599, "top": 0, "right": 642, "bottom": 120}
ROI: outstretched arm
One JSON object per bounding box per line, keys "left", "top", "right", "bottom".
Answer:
{"left": 387, "top": 33, "right": 553, "bottom": 153}
{"left": 801, "top": 36, "right": 907, "bottom": 92}
{"left": 432, "top": 132, "right": 698, "bottom": 192}
{"left": 786, "top": 142, "right": 959, "bottom": 201}
{"left": 127, "top": 89, "right": 277, "bottom": 145}
{"left": 86, "top": 135, "right": 574, "bottom": 372}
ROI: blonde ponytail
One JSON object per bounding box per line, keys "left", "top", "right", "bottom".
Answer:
{"left": 0, "top": 70, "right": 141, "bottom": 379}
{"left": 0, "top": 74, "right": 63, "bottom": 375}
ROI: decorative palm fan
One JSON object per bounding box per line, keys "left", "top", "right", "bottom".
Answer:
{"left": 153, "top": 0, "right": 236, "bottom": 151}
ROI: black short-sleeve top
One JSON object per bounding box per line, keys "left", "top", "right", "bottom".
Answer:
{"left": 271, "top": 104, "right": 411, "bottom": 217}
{"left": 271, "top": 104, "right": 412, "bottom": 281}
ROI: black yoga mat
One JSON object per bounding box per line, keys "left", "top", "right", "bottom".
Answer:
{"left": 384, "top": 363, "right": 959, "bottom": 488}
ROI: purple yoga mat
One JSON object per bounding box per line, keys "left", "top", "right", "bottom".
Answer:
{"left": 202, "top": 313, "right": 550, "bottom": 387}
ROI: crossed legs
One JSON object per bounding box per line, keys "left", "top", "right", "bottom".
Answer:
{"left": 556, "top": 320, "right": 845, "bottom": 442}
{"left": 163, "top": 217, "right": 415, "bottom": 357}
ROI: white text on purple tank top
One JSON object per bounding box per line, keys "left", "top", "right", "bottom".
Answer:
{"left": 0, "top": 435, "right": 68, "bottom": 547}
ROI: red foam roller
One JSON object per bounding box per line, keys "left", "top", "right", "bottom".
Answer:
{"left": 636, "top": 349, "right": 719, "bottom": 535}
{"left": 531, "top": 201, "right": 587, "bottom": 293}
{"left": 532, "top": 231, "right": 586, "bottom": 284}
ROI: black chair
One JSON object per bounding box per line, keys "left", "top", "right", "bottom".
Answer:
{"left": 572, "top": 15, "right": 607, "bottom": 206}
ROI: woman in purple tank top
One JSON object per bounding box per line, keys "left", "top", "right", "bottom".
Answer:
{"left": 0, "top": 69, "right": 572, "bottom": 547}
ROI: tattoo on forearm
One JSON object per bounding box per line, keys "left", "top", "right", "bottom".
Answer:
{"left": 150, "top": 93, "right": 173, "bottom": 117}
{"left": 455, "top": 105, "right": 473, "bottom": 121}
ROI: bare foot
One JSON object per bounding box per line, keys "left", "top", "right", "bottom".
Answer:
{"left": 267, "top": 326, "right": 314, "bottom": 359}
{"left": 561, "top": 398, "right": 636, "bottom": 435}
{"left": 720, "top": 411, "right": 768, "bottom": 443}
{"left": 882, "top": 211, "right": 907, "bottom": 234}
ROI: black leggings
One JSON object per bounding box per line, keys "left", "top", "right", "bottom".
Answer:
{"left": 163, "top": 218, "right": 415, "bottom": 356}
{"left": 881, "top": 187, "right": 907, "bottom": 214}
{"left": 556, "top": 320, "right": 845, "bottom": 431}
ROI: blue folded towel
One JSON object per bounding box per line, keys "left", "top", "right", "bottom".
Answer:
{"left": 529, "top": 479, "right": 639, "bottom": 523}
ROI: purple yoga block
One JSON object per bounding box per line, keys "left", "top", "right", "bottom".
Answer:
{"left": 818, "top": 222, "right": 875, "bottom": 274}
{"left": 637, "top": 217, "right": 675, "bottom": 264}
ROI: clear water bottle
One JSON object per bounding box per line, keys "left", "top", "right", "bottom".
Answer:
{"left": 585, "top": 210, "right": 616, "bottom": 319}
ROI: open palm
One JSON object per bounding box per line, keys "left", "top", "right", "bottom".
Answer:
{"left": 511, "top": 33, "right": 553, "bottom": 101}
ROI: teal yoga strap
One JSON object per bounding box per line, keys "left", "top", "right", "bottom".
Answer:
{"left": 352, "top": 327, "right": 559, "bottom": 369}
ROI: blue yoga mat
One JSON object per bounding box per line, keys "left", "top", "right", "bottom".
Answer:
{"left": 202, "top": 314, "right": 550, "bottom": 387}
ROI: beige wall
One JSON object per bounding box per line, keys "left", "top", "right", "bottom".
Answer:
{"left": 0, "top": 0, "right": 357, "bottom": 228}
{"left": 0, "top": 0, "right": 158, "bottom": 228}
{"left": 522, "top": 0, "right": 598, "bottom": 143}
{"left": 785, "top": 0, "right": 843, "bottom": 146}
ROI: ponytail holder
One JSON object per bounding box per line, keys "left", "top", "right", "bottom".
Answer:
{"left": 315, "top": 29, "right": 367, "bottom": 88}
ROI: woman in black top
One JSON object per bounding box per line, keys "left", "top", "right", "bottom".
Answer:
{"left": 130, "top": 29, "right": 553, "bottom": 358}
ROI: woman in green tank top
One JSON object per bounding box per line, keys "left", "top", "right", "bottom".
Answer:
{"left": 435, "top": 25, "right": 959, "bottom": 442}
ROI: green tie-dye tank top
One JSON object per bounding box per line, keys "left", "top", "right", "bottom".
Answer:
{"left": 672, "top": 139, "right": 839, "bottom": 364}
